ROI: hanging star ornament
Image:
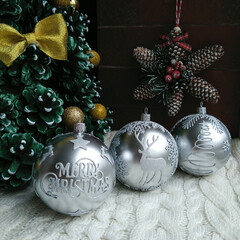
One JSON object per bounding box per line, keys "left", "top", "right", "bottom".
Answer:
{"left": 133, "top": 27, "right": 223, "bottom": 117}
{"left": 133, "top": 0, "right": 224, "bottom": 117}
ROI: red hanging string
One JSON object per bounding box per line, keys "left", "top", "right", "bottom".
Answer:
{"left": 176, "top": 0, "right": 183, "bottom": 27}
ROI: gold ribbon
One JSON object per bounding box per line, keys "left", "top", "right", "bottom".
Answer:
{"left": 0, "top": 14, "right": 68, "bottom": 67}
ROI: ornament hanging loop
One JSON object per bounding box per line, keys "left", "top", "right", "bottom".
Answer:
{"left": 141, "top": 107, "right": 151, "bottom": 121}
{"left": 74, "top": 115, "right": 85, "bottom": 134}
{"left": 176, "top": 0, "right": 183, "bottom": 28}
{"left": 197, "top": 102, "right": 207, "bottom": 114}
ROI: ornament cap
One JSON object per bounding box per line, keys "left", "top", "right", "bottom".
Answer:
{"left": 74, "top": 116, "right": 85, "bottom": 134}
{"left": 197, "top": 102, "right": 207, "bottom": 114}
{"left": 141, "top": 107, "right": 151, "bottom": 121}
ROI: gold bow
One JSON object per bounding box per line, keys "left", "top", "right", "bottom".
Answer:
{"left": 0, "top": 14, "right": 68, "bottom": 67}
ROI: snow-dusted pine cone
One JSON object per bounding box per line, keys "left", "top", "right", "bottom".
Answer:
{"left": 187, "top": 77, "right": 220, "bottom": 103}
{"left": 168, "top": 28, "right": 187, "bottom": 61}
{"left": 15, "top": 84, "right": 64, "bottom": 134}
{"left": 0, "top": 93, "right": 19, "bottom": 134}
{"left": 167, "top": 90, "right": 184, "bottom": 117}
{"left": 0, "top": 133, "right": 43, "bottom": 189}
{"left": 186, "top": 45, "right": 224, "bottom": 74}
{"left": 133, "top": 82, "right": 156, "bottom": 100}
{"left": 133, "top": 47, "right": 157, "bottom": 71}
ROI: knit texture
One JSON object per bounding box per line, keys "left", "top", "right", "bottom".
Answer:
{"left": 0, "top": 132, "right": 240, "bottom": 240}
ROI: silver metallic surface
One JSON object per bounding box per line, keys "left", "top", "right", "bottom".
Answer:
{"left": 110, "top": 121, "right": 178, "bottom": 191}
{"left": 32, "top": 133, "right": 116, "bottom": 216}
{"left": 171, "top": 109, "right": 232, "bottom": 176}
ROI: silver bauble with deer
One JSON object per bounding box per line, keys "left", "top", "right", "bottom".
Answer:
{"left": 171, "top": 106, "right": 231, "bottom": 176}
{"left": 110, "top": 108, "right": 178, "bottom": 191}
{"left": 32, "top": 121, "right": 116, "bottom": 216}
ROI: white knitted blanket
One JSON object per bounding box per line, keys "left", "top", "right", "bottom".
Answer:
{"left": 1, "top": 132, "right": 240, "bottom": 240}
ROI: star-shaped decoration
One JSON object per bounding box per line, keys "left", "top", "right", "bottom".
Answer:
{"left": 70, "top": 135, "right": 90, "bottom": 150}
{"left": 133, "top": 27, "right": 224, "bottom": 116}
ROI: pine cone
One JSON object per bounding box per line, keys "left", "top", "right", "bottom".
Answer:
{"left": 186, "top": 45, "right": 224, "bottom": 74}
{"left": 133, "top": 47, "right": 157, "bottom": 71}
{"left": 172, "top": 79, "right": 188, "bottom": 91}
{"left": 182, "top": 70, "right": 194, "bottom": 81}
{"left": 60, "top": 75, "right": 100, "bottom": 109}
{"left": 0, "top": 133, "right": 44, "bottom": 189}
{"left": 167, "top": 28, "right": 188, "bottom": 61}
{"left": 187, "top": 77, "right": 220, "bottom": 103}
{"left": 133, "top": 82, "right": 156, "bottom": 100}
{"left": 0, "top": 93, "right": 19, "bottom": 134}
{"left": 15, "top": 84, "right": 64, "bottom": 134}
{"left": 0, "top": 0, "right": 21, "bottom": 24}
{"left": 168, "top": 90, "right": 184, "bottom": 117}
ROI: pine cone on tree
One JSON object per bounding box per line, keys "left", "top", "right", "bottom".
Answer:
{"left": 16, "top": 84, "right": 64, "bottom": 135}
{"left": 187, "top": 76, "right": 220, "bottom": 103}
{"left": 133, "top": 47, "right": 157, "bottom": 71}
{"left": 0, "top": 93, "right": 19, "bottom": 134}
{"left": 133, "top": 82, "right": 156, "bottom": 100}
{"left": 167, "top": 90, "right": 184, "bottom": 117}
{"left": 186, "top": 45, "right": 224, "bottom": 74}
{"left": 0, "top": 0, "right": 21, "bottom": 26}
{"left": 0, "top": 133, "right": 43, "bottom": 189}
{"left": 59, "top": 74, "right": 99, "bottom": 109}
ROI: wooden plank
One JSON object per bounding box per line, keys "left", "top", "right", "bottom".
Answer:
{"left": 98, "top": 0, "right": 240, "bottom": 26}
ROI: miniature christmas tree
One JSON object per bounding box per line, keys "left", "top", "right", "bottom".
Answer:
{"left": 0, "top": 0, "right": 112, "bottom": 189}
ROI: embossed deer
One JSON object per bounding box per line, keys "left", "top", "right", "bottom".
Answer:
{"left": 135, "top": 132, "right": 166, "bottom": 186}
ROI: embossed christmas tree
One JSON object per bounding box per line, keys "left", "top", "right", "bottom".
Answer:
{"left": 186, "top": 121, "right": 215, "bottom": 175}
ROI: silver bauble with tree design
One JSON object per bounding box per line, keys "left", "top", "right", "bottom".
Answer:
{"left": 110, "top": 108, "right": 178, "bottom": 191}
{"left": 171, "top": 104, "right": 231, "bottom": 176}
{"left": 32, "top": 118, "right": 116, "bottom": 216}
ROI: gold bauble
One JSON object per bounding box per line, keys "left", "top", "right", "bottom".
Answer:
{"left": 62, "top": 106, "right": 84, "bottom": 129}
{"left": 90, "top": 104, "right": 107, "bottom": 121}
{"left": 52, "top": 0, "right": 79, "bottom": 11}
{"left": 87, "top": 50, "right": 101, "bottom": 68}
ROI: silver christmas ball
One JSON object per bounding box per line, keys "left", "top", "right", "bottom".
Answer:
{"left": 171, "top": 106, "right": 231, "bottom": 176}
{"left": 32, "top": 122, "right": 116, "bottom": 216}
{"left": 110, "top": 108, "right": 178, "bottom": 191}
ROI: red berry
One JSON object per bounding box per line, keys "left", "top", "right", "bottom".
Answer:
{"left": 172, "top": 70, "right": 181, "bottom": 79}
{"left": 165, "top": 74, "right": 173, "bottom": 83}
{"left": 176, "top": 61, "right": 184, "bottom": 70}
{"left": 166, "top": 66, "right": 174, "bottom": 74}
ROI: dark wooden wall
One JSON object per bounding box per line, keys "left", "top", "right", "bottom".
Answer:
{"left": 95, "top": 0, "right": 240, "bottom": 136}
